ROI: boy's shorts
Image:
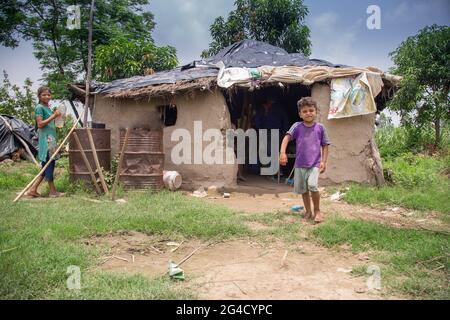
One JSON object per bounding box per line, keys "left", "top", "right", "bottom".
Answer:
{"left": 294, "top": 167, "right": 319, "bottom": 194}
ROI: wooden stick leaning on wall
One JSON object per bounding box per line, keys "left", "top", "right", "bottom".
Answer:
{"left": 86, "top": 128, "right": 109, "bottom": 194}
{"left": 72, "top": 131, "right": 102, "bottom": 195}
{"left": 111, "top": 128, "right": 130, "bottom": 201}
{"left": 0, "top": 115, "right": 40, "bottom": 167}
{"left": 13, "top": 110, "right": 85, "bottom": 203}
{"left": 83, "top": 0, "right": 95, "bottom": 127}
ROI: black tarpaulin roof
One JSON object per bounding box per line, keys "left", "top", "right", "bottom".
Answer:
{"left": 96, "top": 39, "right": 344, "bottom": 94}
{"left": 202, "top": 39, "right": 343, "bottom": 68}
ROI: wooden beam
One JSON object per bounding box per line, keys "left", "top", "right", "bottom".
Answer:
{"left": 86, "top": 128, "right": 109, "bottom": 194}
{"left": 72, "top": 131, "right": 102, "bottom": 195}
{"left": 84, "top": 0, "right": 95, "bottom": 127}
{"left": 111, "top": 128, "right": 130, "bottom": 201}
{"left": 67, "top": 84, "right": 88, "bottom": 101}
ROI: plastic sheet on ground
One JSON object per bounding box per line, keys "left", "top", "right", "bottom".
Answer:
{"left": 0, "top": 115, "right": 38, "bottom": 159}
{"left": 168, "top": 261, "right": 185, "bottom": 280}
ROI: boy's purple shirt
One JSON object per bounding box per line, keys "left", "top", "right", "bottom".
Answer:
{"left": 286, "top": 122, "right": 330, "bottom": 168}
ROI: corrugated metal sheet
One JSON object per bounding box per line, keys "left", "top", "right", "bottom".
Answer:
{"left": 119, "top": 128, "right": 164, "bottom": 189}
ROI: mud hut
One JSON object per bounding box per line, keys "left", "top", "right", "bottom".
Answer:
{"left": 69, "top": 40, "right": 400, "bottom": 189}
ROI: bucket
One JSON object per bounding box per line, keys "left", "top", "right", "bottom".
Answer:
{"left": 163, "top": 171, "right": 182, "bottom": 191}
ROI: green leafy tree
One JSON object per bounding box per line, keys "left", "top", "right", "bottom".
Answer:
{"left": 0, "top": 71, "right": 35, "bottom": 124}
{"left": 95, "top": 33, "right": 178, "bottom": 82}
{"left": 389, "top": 24, "right": 450, "bottom": 148}
{"left": 0, "top": 1, "right": 175, "bottom": 97}
{"left": 202, "top": 0, "right": 311, "bottom": 58}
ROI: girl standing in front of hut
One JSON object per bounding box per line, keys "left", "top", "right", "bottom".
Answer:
{"left": 27, "top": 86, "right": 64, "bottom": 197}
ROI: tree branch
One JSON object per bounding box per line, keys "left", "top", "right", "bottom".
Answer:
{"left": 28, "top": 2, "right": 49, "bottom": 23}
{"left": 49, "top": 0, "right": 64, "bottom": 74}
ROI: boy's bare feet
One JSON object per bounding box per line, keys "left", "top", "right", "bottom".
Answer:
{"left": 314, "top": 211, "right": 325, "bottom": 223}
{"left": 303, "top": 211, "right": 313, "bottom": 220}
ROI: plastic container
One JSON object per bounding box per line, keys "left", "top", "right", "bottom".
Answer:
{"left": 54, "top": 104, "right": 66, "bottom": 128}
{"left": 163, "top": 171, "right": 182, "bottom": 191}
{"left": 291, "top": 205, "right": 304, "bottom": 212}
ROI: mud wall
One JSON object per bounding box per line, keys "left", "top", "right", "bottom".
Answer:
{"left": 312, "top": 83, "right": 383, "bottom": 185}
{"left": 93, "top": 89, "right": 237, "bottom": 189}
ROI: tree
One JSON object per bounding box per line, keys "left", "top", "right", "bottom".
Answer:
{"left": 0, "top": 1, "right": 176, "bottom": 97}
{"left": 377, "top": 112, "right": 393, "bottom": 129}
{"left": 0, "top": 71, "right": 35, "bottom": 124}
{"left": 202, "top": 0, "right": 311, "bottom": 58}
{"left": 389, "top": 24, "right": 450, "bottom": 148}
{"left": 95, "top": 33, "right": 178, "bottom": 82}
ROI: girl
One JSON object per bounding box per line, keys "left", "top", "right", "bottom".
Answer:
{"left": 27, "top": 86, "right": 64, "bottom": 197}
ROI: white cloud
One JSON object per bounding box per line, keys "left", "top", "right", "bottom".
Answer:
{"left": 308, "top": 11, "right": 394, "bottom": 71}
{"left": 309, "top": 12, "right": 362, "bottom": 66}
{"left": 389, "top": 1, "right": 411, "bottom": 20}
{"left": 311, "top": 12, "right": 338, "bottom": 33}
{"left": 148, "top": 0, "right": 235, "bottom": 65}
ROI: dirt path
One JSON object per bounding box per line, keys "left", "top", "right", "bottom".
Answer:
{"left": 87, "top": 178, "right": 444, "bottom": 300}
{"left": 200, "top": 177, "right": 446, "bottom": 232}
{"left": 89, "top": 231, "right": 391, "bottom": 300}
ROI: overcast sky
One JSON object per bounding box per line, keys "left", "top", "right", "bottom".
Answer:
{"left": 0, "top": 0, "right": 449, "bottom": 89}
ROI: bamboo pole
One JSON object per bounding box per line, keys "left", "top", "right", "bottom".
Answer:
{"left": 86, "top": 128, "right": 108, "bottom": 194}
{"left": 0, "top": 115, "right": 39, "bottom": 167}
{"left": 111, "top": 128, "right": 130, "bottom": 201}
{"left": 72, "top": 131, "right": 102, "bottom": 195}
{"left": 13, "top": 110, "right": 84, "bottom": 202}
{"left": 83, "top": 0, "right": 95, "bottom": 127}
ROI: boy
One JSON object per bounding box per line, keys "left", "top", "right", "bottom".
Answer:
{"left": 279, "top": 97, "right": 330, "bottom": 223}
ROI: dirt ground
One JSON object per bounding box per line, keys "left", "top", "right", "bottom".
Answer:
{"left": 89, "top": 231, "right": 390, "bottom": 300}
{"left": 204, "top": 175, "right": 446, "bottom": 231}
{"left": 84, "top": 176, "right": 448, "bottom": 299}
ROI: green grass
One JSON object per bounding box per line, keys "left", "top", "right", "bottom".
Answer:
{"left": 312, "top": 217, "right": 450, "bottom": 299}
{"left": 375, "top": 125, "right": 450, "bottom": 159}
{"left": 0, "top": 161, "right": 248, "bottom": 299}
{"left": 346, "top": 153, "right": 450, "bottom": 213}
{"left": 1, "top": 160, "right": 449, "bottom": 299}
{"left": 346, "top": 184, "right": 450, "bottom": 213}
{"left": 49, "top": 274, "right": 194, "bottom": 300}
{"left": 241, "top": 211, "right": 304, "bottom": 242}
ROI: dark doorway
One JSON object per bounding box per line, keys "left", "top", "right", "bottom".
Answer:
{"left": 223, "top": 83, "right": 311, "bottom": 182}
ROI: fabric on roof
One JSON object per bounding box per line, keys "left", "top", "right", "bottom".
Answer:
{"left": 96, "top": 39, "right": 344, "bottom": 94}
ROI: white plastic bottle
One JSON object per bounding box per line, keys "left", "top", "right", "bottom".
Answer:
{"left": 54, "top": 103, "right": 66, "bottom": 128}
